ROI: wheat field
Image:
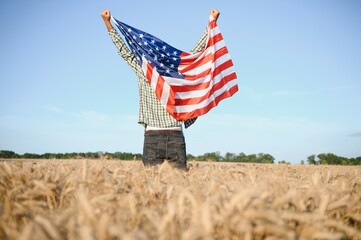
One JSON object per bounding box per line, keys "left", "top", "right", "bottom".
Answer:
{"left": 0, "top": 159, "right": 360, "bottom": 240}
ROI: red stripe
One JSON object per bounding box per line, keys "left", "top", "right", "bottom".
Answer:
{"left": 172, "top": 59, "right": 235, "bottom": 92}
{"left": 182, "top": 47, "right": 230, "bottom": 80}
{"left": 145, "top": 62, "right": 153, "bottom": 84}
{"left": 174, "top": 71, "right": 237, "bottom": 105}
{"left": 148, "top": 65, "right": 176, "bottom": 116}
{"left": 179, "top": 52, "right": 213, "bottom": 73}
{"left": 179, "top": 33, "right": 224, "bottom": 66}
{"left": 166, "top": 84, "right": 176, "bottom": 116}
{"left": 207, "top": 33, "right": 224, "bottom": 48}
{"left": 171, "top": 85, "right": 238, "bottom": 120}
{"left": 146, "top": 63, "right": 165, "bottom": 106}
{"left": 179, "top": 52, "right": 190, "bottom": 58}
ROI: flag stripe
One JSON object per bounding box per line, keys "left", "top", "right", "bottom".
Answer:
{"left": 173, "top": 84, "right": 238, "bottom": 119}
{"left": 178, "top": 33, "right": 223, "bottom": 66}
{"left": 182, "top": 47, "right": 230, "bottom": 80}
{"left": 168, "top": 46, "right": 231, "bottom": 86}
{"left": 175, "top": 71, "right": 237, "bottom": 105}
{"left": 175, "top": 60, "right": 236, "bottom": 96}
{"left": 175, "top": 81, "right": 238, "bottom": 113}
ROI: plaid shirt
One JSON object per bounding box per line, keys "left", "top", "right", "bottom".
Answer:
{"left": 109, "top": 27, "right": 208, "bottom": 128}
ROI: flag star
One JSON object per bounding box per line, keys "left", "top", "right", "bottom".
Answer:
{"left": 128, "top": 28, "right": 132, "bottom": 33}
{"left": 162, "top": 45, "right": 167, "bottom": 50}
{"left": 173, "top": 51, "right": 177, "bottom": 55}
{"left": 160, "top": 63, "right": 164, "bottom": 67}
{"left": 154, "top": 56, "right": 158, "bottom": 61}
{"left": 144, "top": 41, "right": 148, "bottom": 46}
{"left": 139, "top": 33, "right": 144, "bottom": 38}
{"left": 156, "top": 47, "right": 159, "bottom": 51}
{"left": 166, "top": 69, "right": 170, "bottom": 74}
{"left": 172, "top": 57, "right": 177, "bottom": 61}
{"left": 151, "top": 39, "right": 155, "bottom": 44}
{"left": 133, "top": 35, "right": 137, "bottom": 40}
{"left": 161, "top": 53, "right": 165, "bottom": 58}
{"left": 170, "top": 64, "right": 175, "bottom": 68}
{"left": 166, "top": 52, "right": 170, "bottom": 56}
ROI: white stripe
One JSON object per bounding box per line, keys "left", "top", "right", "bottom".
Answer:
{"left": 164, "top": 53, "right": 234, "bottom": 87}
{"left": 150, "top": 68, "right": 158, "bottom": 90}
{"left": 142, "top": 56, "right": 170, "bottom": 106}
{"left": 181, "top": 49, "right": 213, "bottom": 75}
{"left": 209, "top": 27, "right": 221, "bottom": 38}
{"left": 178, "top": 51, "right": 202, "bottom": 60}
{"left": 175, "top": 67, "right": 236, "bottom": 99}
{"left": 178, "top": 49, "right": 211, "bottom": 72}
{"left": 179, "top": 41, "right": 227, "bottom": 76}
{"left": 178, "top": 40, "right": 226, "bottom": 68}
{"left": 160, "top": 83, "right": 170, "bottom": 106}
{"left": 180, "top": 49, "right": 231, "bottom": 79}
{"left": 174, "top": 78, "right": 238, "bottom": 113}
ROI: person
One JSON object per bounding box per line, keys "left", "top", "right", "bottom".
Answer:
{"left": 101, "top": 9, "right": 220, "bottom": 169}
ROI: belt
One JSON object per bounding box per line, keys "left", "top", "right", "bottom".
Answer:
{"left": 145, "top": 130, "right": 182, "bottom": 134}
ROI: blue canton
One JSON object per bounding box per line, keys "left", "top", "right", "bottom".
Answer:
{"left": 114, "top": 19, "right": 185, "bottom": 79}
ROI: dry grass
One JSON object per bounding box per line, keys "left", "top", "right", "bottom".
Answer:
{"left": 0, "top": 159, "right": 360, "bottom": 240}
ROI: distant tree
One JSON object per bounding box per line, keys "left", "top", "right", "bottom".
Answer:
{"left": 307, "top": 155, "right": 317, "bottom": 165}
{"left": 22, "top": 153, "right": 41, "bottom": 159}
{"left": 355, "top": 157, "right": 361, "bottom": 165}
{"left": 201, "top": 152, "right": 222, "bottom": 162}
{"left": 300, "top": 160, "right": 305, "bottom": 165}
{"left": 224, "top": 152, "right": 236, "bottom": 162}
{"left": 235, "top": 152, "right": 247, "bottom": 162}
{"left": 0, "top": 150, "right": 19, "bottom": 158}
{"left": 278, "top": 160, "right": 290, "bottom": 165}
{"left": 258, "top": 153, "right": 275, "bottom": 164}
{"left": 247, "top": 154, "right": 257, "bottom": 163}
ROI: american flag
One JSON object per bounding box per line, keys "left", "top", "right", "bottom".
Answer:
{"left": 112, "top": 15, "right": 238, "bottom": 121}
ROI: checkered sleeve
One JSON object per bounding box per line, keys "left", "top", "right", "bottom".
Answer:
{"left": 108, "top": 28, "right": 143, "bottom": 75}
{"left": 189, "top": 28, "right": 208, "bottom": 53}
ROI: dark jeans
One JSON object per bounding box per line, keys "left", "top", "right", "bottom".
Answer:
{"left": 143, "top": 131, "right": 187, "bottom": 169}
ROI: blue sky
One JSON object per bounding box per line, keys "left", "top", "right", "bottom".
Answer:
{"left": 1, "top": 0, "right": 360, "bottom": 163}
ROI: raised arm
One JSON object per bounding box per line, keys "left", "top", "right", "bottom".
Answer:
{"left": 101, "top": 9, "right": 114, "bottom": 32}
{"left": 211, "top": 8, "right": 220, "bottom": 22}
{"left": 190, "top": 8, "right": 220, "bottom": 53}
{"left": 101, "top": 9, "right": 142, "bottom": 74}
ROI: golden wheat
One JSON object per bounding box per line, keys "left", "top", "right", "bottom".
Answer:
{"left": 0, "top": 159, "right": 360, "bottom": 239}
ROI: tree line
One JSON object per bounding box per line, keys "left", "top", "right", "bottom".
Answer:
{"left": 0, "top": 150, "right": 275, "bottom": 163}
{"left": 0, "top": 150, "right": 276, "bottom": 163}
{"left": 306, "top": 153, "right": 361, "bottom": 165}
{"left": 187, "top": 152, "right": 276, "bottom": 164}
{"left": 1, "top": 150, "right": 360, "bottom": 165}
{"left": 0, "top": 150, "right": 141, "bottom": 161}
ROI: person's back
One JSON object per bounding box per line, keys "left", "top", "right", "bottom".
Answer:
{"left": 101, "top": 9, "right": 220, "bottom": 169}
